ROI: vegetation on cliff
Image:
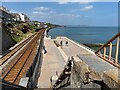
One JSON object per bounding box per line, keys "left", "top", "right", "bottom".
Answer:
{"left": 3, "top": 21, "right": 60, "bottom": 43}
{"left": 3, "top": 22, "right": 38, "bottom": 43}
{"left": 46, "top": 23, "right": 62, "bottom": 28}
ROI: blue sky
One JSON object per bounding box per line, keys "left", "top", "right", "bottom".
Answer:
{"left": 2, "top": 2, "right": 118, "bottom": 26}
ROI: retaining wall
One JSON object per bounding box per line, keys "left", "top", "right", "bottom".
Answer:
{"left": 1, "top": 25, "right": 16, "bottom": 56}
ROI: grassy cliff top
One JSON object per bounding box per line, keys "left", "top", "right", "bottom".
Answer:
{"left": 4, "top": 22, "right": 39, "bottom": 43}
{"left": 3, "top": 21, "right": 60, "bottom": 43}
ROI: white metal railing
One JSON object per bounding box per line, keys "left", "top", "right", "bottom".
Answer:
{"left": 95, "top": 32, "right": 120, "bottom": 68}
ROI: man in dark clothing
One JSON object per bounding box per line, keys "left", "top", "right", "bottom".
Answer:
{"left": 43, "top": 45, "right": 47, "bottom": 54}
{"left": 66, "top": 41, "right": 68, "bottom": 46}
{"left": 60, "top": 41, "right": 63, "bottom": 48}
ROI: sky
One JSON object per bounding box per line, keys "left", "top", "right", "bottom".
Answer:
{"left": 2, "top": 2, "right": 119, "bottom": 26}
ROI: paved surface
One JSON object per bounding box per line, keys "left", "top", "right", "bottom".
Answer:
{"left": 55, "top": 37, "right": 91, "bottom": 57}
{"left": 37, "top": 36, "right": 120, "bottom": 88}
{"left": 55, "top": 37, "right": 120, "bottom": 87}
{"left": 55, "top": 37, "right": 118, "bottom": 72}
{"left": 37, "top": 37, "right": 66, "bottom": 88}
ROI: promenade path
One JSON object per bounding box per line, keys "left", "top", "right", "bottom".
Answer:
{"left": 55, "top": 37, "right": 120, "bottom": 88}
{"left": 37, "top": 37, "right": 66, "bottom": 88}
{"left": 37, "top": 36, "right": 120, "bottom": 88}
{"left": 55, "top": 37, "right": 117, "bottom": 72}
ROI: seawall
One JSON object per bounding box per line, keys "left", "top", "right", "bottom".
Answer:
{"left": 52, "top": 36, "right": 120, "bottom": 89}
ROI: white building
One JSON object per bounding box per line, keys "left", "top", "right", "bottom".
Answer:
{"left": 19, "top": 13, "right": 25, "bottom": 22}
{"left": 18, "top": 13, "right": 29, "bottom": 22}
{"left": 0, "top": 6, "right": 30, "bottom": 22}
{"left": 45, "top": 25, "right": 47, "bottom": 28}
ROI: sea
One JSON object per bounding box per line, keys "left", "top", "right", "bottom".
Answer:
{"left": 49, "top": 26, "right": 120, "bottom": 60}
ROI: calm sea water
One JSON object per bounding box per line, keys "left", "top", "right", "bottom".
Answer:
{"left": 49, "top": 26, "right": 118, "bottom": 44}
{"left": 49, "top": 26, "right": 120, "bottom": 60}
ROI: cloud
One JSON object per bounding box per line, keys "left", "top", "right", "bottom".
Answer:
{"left": 33, "top": 6, "right": 50, "bottom": 11}
{"left": 57, "top": 0, "right": 95, "bottom": 4}
{"left": 32, "top": 9, "right": 81, "bottom": 22}
{"left": 80, "top": 5, "right": 93, "bottom": 11}
{"left": 57, "top": 13, "right": 80, "bottom": 17}
{"left": 2, "top": 0, "right": 120, "bottom": 2}
{"left": 32, "top": 5, "right": 81, "bottom": 20}
{"left": 56, "top": 0, "right": 119, "bottom": 4}
{"left": 32, "top": 6, "right": 54, "bottom": 16}
{"left": 32, "top": 11, "right": 46, "bottom": 15}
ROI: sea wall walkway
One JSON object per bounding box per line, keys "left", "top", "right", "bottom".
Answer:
{"left": 37, "top": 37, "right": 66, "bottom": 88}
{"left": 37, "top": 36, "right": 120, "bottom": 89}
{"left": 56, "top": 37, "right": 120, "bottom": 89}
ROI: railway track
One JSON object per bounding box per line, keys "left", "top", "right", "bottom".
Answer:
{"left": 1, "top": 29, "right": 45, "bottom": 85}
{"left": 0, "top": 33, "right": 36, "bottom": 66}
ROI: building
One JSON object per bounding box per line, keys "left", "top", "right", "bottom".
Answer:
{"left": 40, "top": 22, "right": 45, "bottom": 28}
{"left": 18, "top": 13, "right": 30, "bottom": 22}
{"left": 12, "top": 13, "right": 30, "bottom": 22}
{"left": 0, "top": 6, "right": 9, "bottom": 13}
{"left": 0, "top": 6, "right": 30, "bottom": 23}
{"left": 0, "top": 6, "right": 14, "bottom": 22}
{"left": 12, "top": 13, "right": 21, "bottom": 21}
{"left": 45, "top": 25, "right": 47, "bottom": 28}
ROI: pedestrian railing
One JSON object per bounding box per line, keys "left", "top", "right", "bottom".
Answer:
{"left": 95, "top": 32, "right": 120, "bottom": 68}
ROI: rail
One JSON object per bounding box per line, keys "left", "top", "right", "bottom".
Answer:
{"left": 95, "top": 32, "right": 120, "bottom": 68}
{"left": 1, "top": 29, "right": 45, "bottom": 85}
{"left": 27, "top": 33, "right": 44, "bottom": 88}
{"left": 1, "top": 79, "right": 26, "bottom": 90}
{"left": 0, "top": 33, "right": 36, "bottom": 66}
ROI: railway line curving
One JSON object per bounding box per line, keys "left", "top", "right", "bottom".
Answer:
{"left": 1, "top": 29, "right": 45, "bottom": 85}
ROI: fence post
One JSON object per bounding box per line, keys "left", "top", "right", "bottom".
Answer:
{"left": 103, "top": 47, "right": 106, "bottom": 59}
{"left": 109, "top": 42, "right": 112, "bottom": 60}
{"left": 115, "top": 37, "right": 119, "bottom": 64}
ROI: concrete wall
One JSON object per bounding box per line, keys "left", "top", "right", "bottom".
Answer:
{"left": 1, "top": 25, "right": 15, "bottom": 55}
{"left": 0, "top": 9, "right": 15, "bottom": 55}
{"left": 25, "top": 35, "right": 44, "bottom": 88}
{"left": 53, "top": 57, "right": 113, "bottom": 89}
{"left": 0, "top": 20, "right": 2, "bottom": 55}
{"left": 70, "top": 58, "right": 118, "bottom": 90}
{"left": 71, "top": 61, "right": 101, "bottom": 89}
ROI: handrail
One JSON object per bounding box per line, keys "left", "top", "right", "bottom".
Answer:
{"left": 95, "top": 32, "right": 120, "bottom": 68}
{"left": 95, "top": 32, "right": 120, "bottom": 53}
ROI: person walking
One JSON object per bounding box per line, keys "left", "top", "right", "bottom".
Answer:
{"left": 43, "top": 45, "right": 47, "bottom": 54}
{"left": 60, "top": 41, "right": 63, "bottom": 48}
{"left": 65, "top": 41, "right": 68, "bottom": 46}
